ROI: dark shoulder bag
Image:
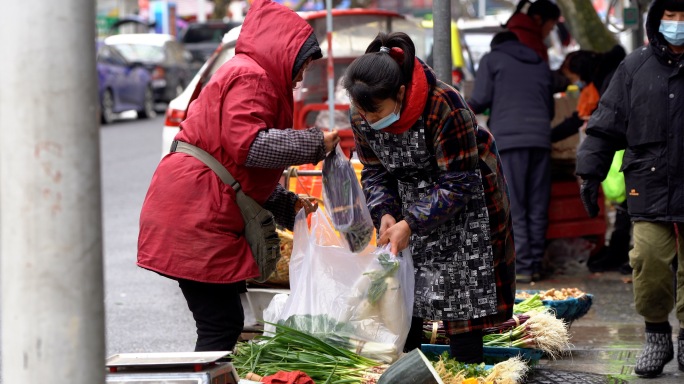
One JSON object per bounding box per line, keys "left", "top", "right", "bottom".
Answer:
{"left": 171, "top": 140, "right": 281, "bottom": 283}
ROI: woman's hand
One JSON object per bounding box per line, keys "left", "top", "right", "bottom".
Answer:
{"left": 378, "top": 220, "right": 411, "bottom": 255}
{"left": 379, "top": 214, "right": 396, "bottom": 238}
{"left": 323, "top": 129, "right": 340, "bottom": 153}
{"left": 294, "top": 196, "right": 318, "bottom": 215}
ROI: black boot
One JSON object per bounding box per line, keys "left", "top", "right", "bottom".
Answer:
{"left": 634, "top": 322, "right": 674, "bottom": 378}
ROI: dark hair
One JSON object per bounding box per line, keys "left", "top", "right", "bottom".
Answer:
{"left": 567, "top": 50, "right": 600, "bottom": 83}
{"left": 490, "top": 31, "right": 518, "bottom": 48}
{"left": 513, "top": 0, "right": 561, "bottom": 23}
{"left": 663, "top": 0, "right": 684, "bottom": 12}
{"left": 342, "top": 32, "right": 415, "bottom": 113}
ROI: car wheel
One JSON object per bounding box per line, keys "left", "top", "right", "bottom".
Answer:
{"left": 101, "top": 89, "right": 115, "bottom": 125}
{"left": 138, "top": 87, "right": 156, "bottom": 119}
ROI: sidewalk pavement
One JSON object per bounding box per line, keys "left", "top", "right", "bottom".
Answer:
{"left": 520, "top": 267, "right": 682, "bottom": 384}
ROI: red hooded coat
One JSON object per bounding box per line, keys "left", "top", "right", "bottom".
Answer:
{"left": 137, "top": 0, "right": 315, "bottom": 283}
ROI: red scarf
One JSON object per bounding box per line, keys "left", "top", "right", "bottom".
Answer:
{"left": 381, "top": 49, "right": 429, "bottom": 134}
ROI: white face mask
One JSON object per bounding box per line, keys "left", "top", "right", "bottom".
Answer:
{"left": 369, "top": 101, "right": 401, "bottom": 130}
{"left": 660, "top": 20, "right": 684, "bottom": 46}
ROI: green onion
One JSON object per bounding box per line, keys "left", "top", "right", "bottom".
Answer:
{"left": 232, "top": 321, "right": 386, "bottom": 383}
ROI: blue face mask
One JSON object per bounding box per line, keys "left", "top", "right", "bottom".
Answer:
{"left": 369, "top": 101, "right": 400, "bottom": 130}
{"left": 659, "top": 20, "right": 684, "bottom": 46}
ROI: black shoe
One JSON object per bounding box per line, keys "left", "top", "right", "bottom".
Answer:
{"left": 634, "top": 331, "right": 674, "bottom": 378}
{"left": 619, "top": 262, "right": 633, "bottom": 275}
{"left": 678, "top": 338, "right": 684, "bottom": 372}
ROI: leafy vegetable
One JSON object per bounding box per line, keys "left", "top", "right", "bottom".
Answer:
{"left": 232, "top": 321, "right": 387, "bottom": 383}
{"left": 364, "top": 252, "right": 399, "bottom": 304}
{"left": 513, "top": 293, "right": 546, "bottom": 314}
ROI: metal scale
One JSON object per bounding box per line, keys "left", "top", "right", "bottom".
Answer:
{"left": 105, "top": 351, "right": 240, "bottom": 384}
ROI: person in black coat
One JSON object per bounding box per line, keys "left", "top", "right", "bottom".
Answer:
{"left": 468, "top": 31, "right": 554, "bottom": 284}
{"left": 576, "top": 0, "right": 684, "bottom": 378}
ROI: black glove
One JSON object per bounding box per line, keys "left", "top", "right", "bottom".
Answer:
{"left": 580, "top": 179, "right": 601, "bottom": 218}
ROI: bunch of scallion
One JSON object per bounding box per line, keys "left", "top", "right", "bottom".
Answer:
{"left": 513, "top": 293, "right": 546, "bottom": 314}
{"left": 232, "top": 322, "right": 387, "bottom": 383}
{"left": 482, "top": 311, "right": 571, "bottom": 359}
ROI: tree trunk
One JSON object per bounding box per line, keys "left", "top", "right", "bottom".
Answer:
{"left": 557, "top": 0, "right": 617, "bottom": 52}
{"left": 213, "top": 0, "right": 231, "bottom": 20}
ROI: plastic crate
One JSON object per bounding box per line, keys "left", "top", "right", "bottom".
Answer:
{"left": 515, "top": 291, "right": 594, "bottom": 322}
{"left": 421, "top": 344, "right": 543, "bottom": 365}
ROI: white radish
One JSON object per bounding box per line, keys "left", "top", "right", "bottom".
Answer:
{"left": 355, "top": 298, "right": 381, "bottom": 320}
{"left": 378, "top": 276, "right": 408, "bottom": 335}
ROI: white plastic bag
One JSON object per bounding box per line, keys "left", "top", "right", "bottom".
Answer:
{"left": 322, "top": 145, "right": 374, "bottom": 252}
{"left": 278, "top": 209, "right": 414, "bottom": 363}
{"left": 262, "top": 293, "right": 290, "bottom": 336}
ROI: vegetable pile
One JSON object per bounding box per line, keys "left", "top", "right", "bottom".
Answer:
{"left": 482, "top": 310, "right": 571, "bottom": 359}
{"left": 516, "top": 288, "right": 587, "bottom": 301}
{"left": 232, "top": 322, "right": 387, "bottom": 384}
{"left": 433, "top": 353, "right": 528, "bottom": 384}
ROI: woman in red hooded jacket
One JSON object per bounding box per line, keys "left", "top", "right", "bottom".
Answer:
{"left": 137, "top": 0, "right": 339, "bottom": 351}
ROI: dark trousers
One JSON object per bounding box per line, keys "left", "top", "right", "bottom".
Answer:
{"left": 608, "top": 201, "right": 631, "bottom": 265}
{"left": 499, "top": 148, "right": 551, "bottom": 277}
{"left": 178, "top": 279, "right": 246, "bottom": 352}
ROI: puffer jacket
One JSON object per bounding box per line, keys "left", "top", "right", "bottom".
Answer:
{"left": 576, "top": 0, "right": 684, "bottom": 222}
{"left": 467, "top": 40, "right": 554, "bottom": 151}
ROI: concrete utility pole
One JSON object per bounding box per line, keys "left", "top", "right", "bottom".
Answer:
{"left": 0, "top": 0, "right": 105, "bottom": 382}
{"left": 433, "top": 0, "right": 452, "bottom": 84}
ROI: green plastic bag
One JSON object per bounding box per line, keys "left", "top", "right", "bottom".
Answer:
{"left": 601, "top": 150, "right": 625, "bottom": 203}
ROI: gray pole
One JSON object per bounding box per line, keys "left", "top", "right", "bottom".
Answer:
{"left": 433, "top": 0, "right": 452, "bottom": 84}
{"left": 634, "top": 1, "right": 646, "bottom": 51}
{"left": 0, "top": 0, "right": 105, "bottom": 382}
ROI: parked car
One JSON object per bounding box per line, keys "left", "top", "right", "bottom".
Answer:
{"left": 104, "top": 33, "right": 193, "bottom": 105}
{"left": 96, "top": 41, "right": 155, "bottom": 124}
{"left": 179, "top": 20, "right": 242, "bottom": 74}
{"left": 161, "top": 9, "right": 427, "bottom": 157}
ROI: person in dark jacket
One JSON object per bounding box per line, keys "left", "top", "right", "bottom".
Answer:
{"left": 576, "top": 0, "right": 684, "bottom": 377}
{"left": 506, "top": 0, "right": 570, "bottom": 93}
{"left": 468, "top": 31, "right": 554, "bottom": 284}
{"left": 343, "top": 32, "right": 515, "bottom": 365}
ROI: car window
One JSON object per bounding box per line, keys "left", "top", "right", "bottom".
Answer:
{"left": 112, "top": 43, "right": 165, "bottom": 64}
{"left": 182, "top": 25, "right": 231, "bottom": 43}
{"left": 98, "top": 46, "right": 128, "bottom": 66}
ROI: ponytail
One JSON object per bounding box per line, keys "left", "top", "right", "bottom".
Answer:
{"left": 342, "top": 32, "right": 416, "bottom": 113}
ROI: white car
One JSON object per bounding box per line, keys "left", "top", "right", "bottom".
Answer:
{"left": 161, "top": 27, "right": 241, "bottom": 157}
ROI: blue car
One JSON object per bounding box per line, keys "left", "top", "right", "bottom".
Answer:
{"left": 97, "top": 42, "right": 156, "bottom": 124}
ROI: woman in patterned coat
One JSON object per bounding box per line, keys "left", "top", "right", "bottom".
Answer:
{"left": 342, "top": 32, "right": 515, "bottom": 363}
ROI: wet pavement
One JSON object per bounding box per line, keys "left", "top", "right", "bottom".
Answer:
{"left": 519, "top": 266, "right": 682, "bottom": 384}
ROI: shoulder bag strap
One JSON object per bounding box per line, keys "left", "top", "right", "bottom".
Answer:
{"left": 170, "top": 140, "right": 243, "bottom": 194}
